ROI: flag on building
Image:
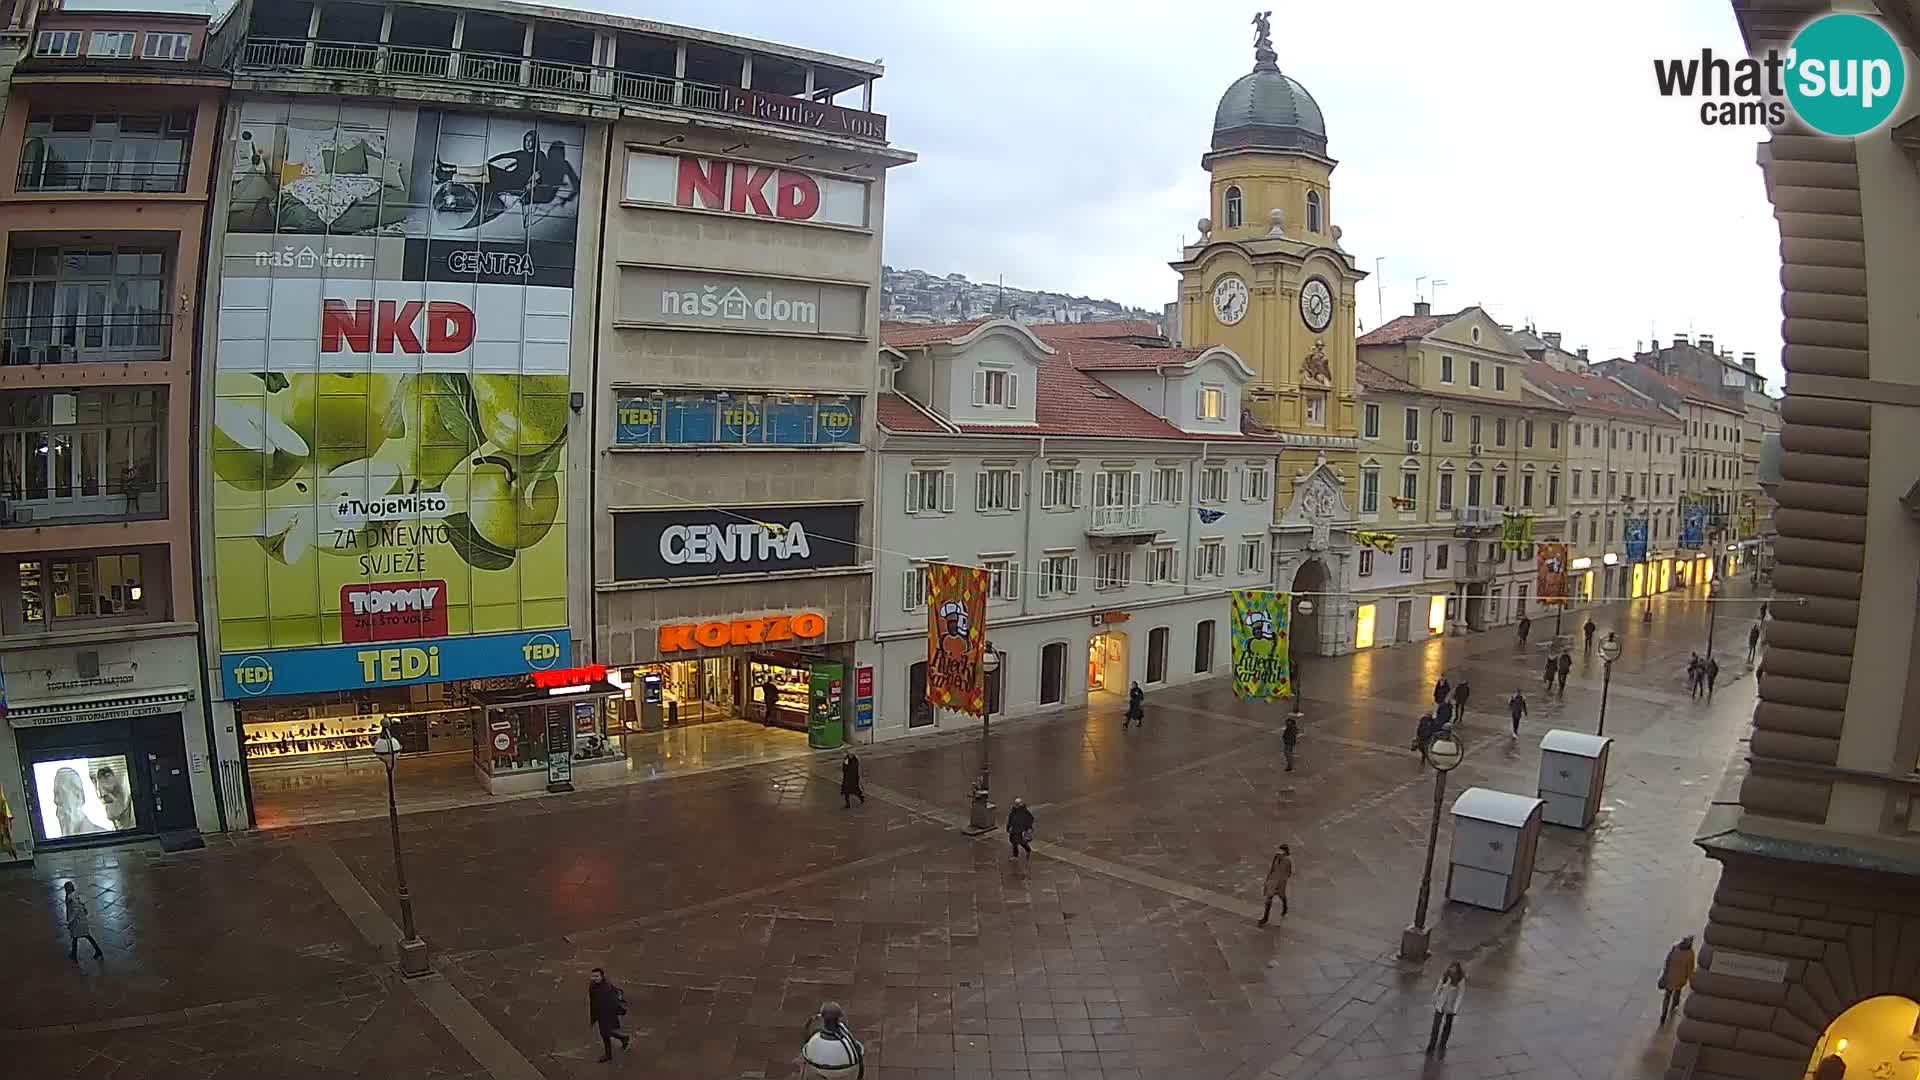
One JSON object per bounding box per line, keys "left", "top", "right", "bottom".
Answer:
{"left": 1230, "top": 590, "right": 1293, "bottom": 700}
{"left": 1501, "top": 512, "right": 1534, "bottom": 552}
{"left": 925, "top": 561, "right": 989, "bottom": 715}
{"left": 1536, "top": 542, "right": 1570, "bottom": 607}
{"left": 1352, "top": 531, "right": 1399, "bottom": 553}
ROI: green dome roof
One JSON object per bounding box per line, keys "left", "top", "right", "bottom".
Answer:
{"left": 1212, "top": 67, "right": 1327, "bottom": 155}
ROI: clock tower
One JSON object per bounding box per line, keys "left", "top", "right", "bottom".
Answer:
{"left": 1170, "top": 12, "right": 1368, "bottom": 653}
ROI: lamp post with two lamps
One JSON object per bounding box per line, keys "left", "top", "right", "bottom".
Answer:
{"left": 1400, "top": 725, "right": 1464, "bottom": 961}
{"left": 1596, "top": 631, "right": 1624, "bottom": 737}
{"left": 966, "top": 646, "right": 1001, "bottom": 833}
{"left": 372, "top": 723, "right": 430, "bottom": 977}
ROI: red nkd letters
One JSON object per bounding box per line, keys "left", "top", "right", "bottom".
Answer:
{"left": 675, "top": 157, "right": 822, "bottom": 221}
{"left": 321, "top": 299, "right": 476, "bottom": 354}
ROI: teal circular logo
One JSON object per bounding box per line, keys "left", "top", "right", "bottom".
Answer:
{"left": 1787, "top": 13, "right": 1906, "bottom": 136}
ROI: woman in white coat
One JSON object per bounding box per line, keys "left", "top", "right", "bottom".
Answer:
{"left": 1426, "top": 961, "right": 1466, "bottom": 1055}
{"left": 800, "top": 1002, "right": 864, "bottom": 1078}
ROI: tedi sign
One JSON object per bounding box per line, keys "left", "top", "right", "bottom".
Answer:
{"left": 1653, "top": 12, "right": 1906, "bottom": 135}
{"left": 613, "top": 503, "right": 861, "bottom": 581}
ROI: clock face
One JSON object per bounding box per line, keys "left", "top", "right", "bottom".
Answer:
{"left": 1212, "top": 275, "right": 1249, "bottom": 326}
{"left": 1300, "top": 277, "right": 1334, "bottom": 332}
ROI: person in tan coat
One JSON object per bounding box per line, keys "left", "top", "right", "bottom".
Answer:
{"left": 1258, "top": 845, "right": 1293, "bottom": 926}
{"left": 1659, "top": 935, "right": 1696, "bottom": 1022}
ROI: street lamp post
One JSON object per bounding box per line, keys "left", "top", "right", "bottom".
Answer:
{"left": 1597, "top": 632, "right": 1623, "bottom": 737}
{"left": 1705, "top": 579, "right": 1719, "bottom": 661}
{"left": 1400, "top": 726, "right": 1464, "bottom": 962}
{"left": 372, "top": 725, "right": 430, "bottom": 977}
{"left": 967, "top": 646, "right": 1001, "bottom": 833}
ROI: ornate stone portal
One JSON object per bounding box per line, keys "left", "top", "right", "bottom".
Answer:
{"left": 1274, "top": 455, "right": 1357, "bottom": 655}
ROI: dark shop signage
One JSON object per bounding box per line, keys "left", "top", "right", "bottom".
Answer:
{"left": 613, "top": 503, "right": 861, "bottom": 581}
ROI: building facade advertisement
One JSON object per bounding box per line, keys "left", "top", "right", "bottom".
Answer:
{"left": 1536, "top": 543, "right": 1570, "bottom": 607}
{"left": 221, "top": 630, "right": 569, "bottom": 698}
{"left": 613, "top": 390, "right": 860, "bottom": 448}
{"left": 924, "top": 562, "right": 988, "bottom": 716}
{"left": 1681, "top": 502, "right": 1708, "bottom": 549}
{"left": 1500, "top": 512, "right": 1534, "bottom": 551}
{"left": 210, "top": 101, "right": 584, "bottom": 684}
{"left": 617, "top": 267, "right": 866, "bottom": 336}
{"left": 1625, "top": 518, "right": 1650, "bottom": 564}
{"left": 1230, "top": 590, "right": 1293, "bottom": 700}
{"left": 612, "top": 504, "right": 861, "bottom": 581}
{"left": 622, "top": 151, "right": 869, "bottom": 228}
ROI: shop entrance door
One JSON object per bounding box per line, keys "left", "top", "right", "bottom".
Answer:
{"left": 1395, "top": 600, "right": 1413, "bottom": 643}
{"left": 142, "top": 715, "right": 195, "bottom": 834}
{"left": 1089, "top": 631, "right": 1128, "bottom": 695}
{"left": 17, "top": 713, "right": 191, "bottom": 846}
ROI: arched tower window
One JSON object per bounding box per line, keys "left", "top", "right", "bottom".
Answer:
{"left": 1306, "top": 191, "right": 1323, "bottom": 233}
{"left": 1224, "top": 186, "right": 1244, "bottom": 228}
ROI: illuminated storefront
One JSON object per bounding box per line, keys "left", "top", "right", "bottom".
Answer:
{"left": 1427, "top": 594, "right": 1448, "bottom": 634}
{"left": 1353, "top": 602, "right": 1377, "bottom": 649}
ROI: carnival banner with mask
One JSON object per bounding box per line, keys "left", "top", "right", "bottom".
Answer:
{"left": 925, "top": 561, "right": 989, "bottom": 715}
{"left": 1230, "top": 590, "right": 1293, "bottom": 700}
{"left": 1501, "top": 512, "right": 1535, "bottom": 552}
{"left": 1536, "top": 542, "right": 1570, "bottom": 607}
{"left": 1353, "top": 531, "right": 1399, "bottom": 553}
{"left": 1625, "top": 517, "right": 1649, "bottom": 564}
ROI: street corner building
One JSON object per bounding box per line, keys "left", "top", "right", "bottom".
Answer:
{"left": 1662, "top": 4, "right": 1920, "bottom": 1079}
{"left": 172, "top": 0, "right": 908, "bottom": 831}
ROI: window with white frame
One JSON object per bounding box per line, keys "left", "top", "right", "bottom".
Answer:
{"left": 904, "top": 467, "right": 954, "bottom": 515}
{"left": 1096, "top": 550, "right": 1132, "bottom": 590}
{"left": 1358, "top": 549, "right": 1375, "bottom": 577}
{"left": 1147, "top": 544, "right": 1179, "bottom": 584}
{"left": 1404, "top": 408, "right": 1420, "bottom": 442}
{"left": 975, "top": 465, "right": 1022, "bottom": 512}
{"left": 1237, "top": 534, "right": 1267, "bottom": 575}
{"left": 1399, "top": 469, "right": 1418, "bottom": 509}
{"left": 1469, "top": 359, "right": 1482, "bottom": 387}
{"left": 973, "top": 367, "right": 1018, "bottom": 408}
{"left": 1196, "top": 538, "right": 1226, "bottom": 578}
{"left": 140, "top": 32, "right": 192, "bottom": 60}
{"left": 1521, "top": 474, "right": 1535, "bottom": 506}
{"left": 1360, "top": 467, "right": 1379, "bottom": 513}
{"left": 1398, "top": 548, "right": 1414, "bottom": 573}
{"left": 1150, "top": 465, "right": 1183, "bottom": 504}
{"left": 1199, "top": 465, "right": 1229, "bottom": 504}
{"left": 1495, "top": 366, "right": 1507, "bottom": 391}
{"left": 1363, "top": 403, "right": 1380, "bottom": 439}
{"left": 901, "top": 562, "right": 936, "bottom": 611}
{"left": 1571, "top": 468, "right": 1581, "bottom": 497}
{"left": 1548, "top": 473, "right": 1560, "bottom": 506}
{"left": 1041, "top": 466, "right": 1081, "bottom": 510}
{"left": 1038, "top": 552, "right": 1078, "bottom": 597}
{"left": 1304, "top": 391, "right": 1326, "bottom": 426}
{"left": 1495, "top": 417, "right": 1508, "bottom": 446}
{"left": 1573, "top": 424, "right": 1582, "bottom": 447}
{"left": 1437, "top": 471, "right": 1455, "bottom": 510}
{"left": 35, "top": 30, "right": 82, "bottom": 57}
{"left": 88, "top": 31, "right": 135, "bottom": 58}
{"left": 1198, "top": 384, "right": 1226, "bottom": 420}
{"left": 1241, "top": 463, "right": 1271, "bottom": 503}
{"left": 1434, "top": 544, "right": 1450, "bottom": 570}
{"left": 1440, "top": 355, "right": 1454, "bottom": 383}
{"left": 983, "top": 556, "right": 1021, "bottom": 601}
{"left": 1462, "top": 414, "right": 1475, "bottom": 445}
{"left": 1466, "top": 471, "right": 1483, "bottom": 508}
{"left": 1493, "top": 473, "right": 1507, "bottom": 505}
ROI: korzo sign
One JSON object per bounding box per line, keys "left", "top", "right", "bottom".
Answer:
{"left": 613, "top": 503, "right": 860, "bottom": 581}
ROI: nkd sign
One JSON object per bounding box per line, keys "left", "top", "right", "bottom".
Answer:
{"left": 624, "top": 152, "right": 869, "bottom": 229}
{"left": 618, "top": 267, "right": 865, "bottom": 337}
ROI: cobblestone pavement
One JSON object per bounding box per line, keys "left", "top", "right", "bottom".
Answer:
{"left": 0, "top": 584, "right": 1769, "bottom": 1079}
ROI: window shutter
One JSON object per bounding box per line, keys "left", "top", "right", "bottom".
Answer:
{"left": 1197, "top": 387, "right": 1208, "bottom": 417}
{"left": 972, "top": 370, "right": 987, "bottom": 406}
{"left": 1071, "top": 471, "right": 1083, "bottom": 508}
{"left": 1006, "top": 563, "right": 1020, "bottom": 599}
{"left": 1130, "top": 471, "right": 1143, "bottom": 508}
{"left": 1006, "top": 372, "right": 1019, "bottom": 408}
{"left": 941, "top": 471, "right": 956, "bottom": 512}
{"left": 975, "top": 471, "right": 989, "bottom": 511}
{"left": 902, "top": 570, "right": 917, "bottom": 611}
{"left": 905, "top": 471, "right": 921, "bottom": 514}
{"left": 1066, "top": 556, "right": 1079, "bottom": 594}
{"left": 1009, "top": 471, "right": 1023, "bottom": 510}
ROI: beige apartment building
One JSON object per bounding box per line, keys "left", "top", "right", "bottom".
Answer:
{"left": 1665, "top": 3, "right": 1920, "bottom": 1077}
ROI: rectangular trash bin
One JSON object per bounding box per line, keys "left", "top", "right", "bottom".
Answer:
{"left": 1445, "top": 787, "right": 1544, "bottom": 912}
{"left": 1538, "top": 729, "right": 1613, "bottom": 829}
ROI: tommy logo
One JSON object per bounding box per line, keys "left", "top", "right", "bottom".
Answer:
{"left": 340, "top": 580, "right": 450, "bottom": 643}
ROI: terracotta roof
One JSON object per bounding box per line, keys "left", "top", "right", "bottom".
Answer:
{"left": 879, "top": 319, "right": 992, "bottom": 347}
{"left": 1521, "top": 361, "right": 1675, "bottom": 423}
{"left": 1593, "top": 359, "right": 1740, "bottom": 412}
{"left": 1356, "top": 361, "right": 1418, "bottom": 394}
{"left": 1356, "top": 310, "right": 1463, "bottom": 346}
{"left": 875, "top": 391, "right": 953, "bottom": 434}
{"left": 1026, "top": 319, "right": 1164, "bottom": 342}
{"left": 1055, "top": 338, "right": 1207, "bottom": 371}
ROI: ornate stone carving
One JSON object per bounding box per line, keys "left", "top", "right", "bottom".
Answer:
{"left": 1301, "top": 339, "right": 1331, "bottom": 384}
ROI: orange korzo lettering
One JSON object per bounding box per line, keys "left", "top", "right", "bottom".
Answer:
{"left": 765, "top": 616, "right": 792, "bottom": 642}
{"left": 657, "top": 613, "right": 830, "bottom": 653}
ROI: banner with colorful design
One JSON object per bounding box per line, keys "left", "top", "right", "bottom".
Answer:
{"left": 1352, "top": 531, "right": 1399, "bottom": 553}
{"left": 925, "top": 561, "right": 989, "bottom": 716}
{"left": 1625, "top": 517, "right": 1649, "bottom": 564}
{"left": 1681, "top": 502, "right": 1707, "bottom": 549}
{"left": 1230, "top": 590, "right": 1293, "bottom": 700}
{"left": 1501, "top": 512, "right": 1534, "bottom": 552}
{"left": 1536, "top": 542, "right": 1569, "bottom": 607}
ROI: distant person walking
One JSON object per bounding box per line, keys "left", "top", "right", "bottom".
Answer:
{"left": 1124, "top": 681, "right": 1145, "bottom": 729}
{"left": 1584, "top": 618, "right": 1597, "bottom": 653}
{"left": 1434, "top": 697, "right": 1454, "bottom": 730}
{"left": 1257, "top": 845, "right": 1293, "bottom": 925}
{"left": 1007, "top": 798, "right": 1035, "bottom": 860}
{"left": 1517, "top": 615, "right": 1531, "bottom": 647}
{"left": 586, "top": 967, "right": 631, "bottom": 1062}
{"left": 1426, "top": 961, "right": 1467, "bottom": 1055}
{"left": 1706, "top": 657, "right": 1721, "bottom": 696}
{"left": 1432, "top": 677, "right": 1451, "bottom": 710}
{"left": 1659, "top": 936, "right": 1696, "bottom": 1023}
{"left": 1451, "top": 680, "right": 1472, "bottom": 722}
{"left": 1747, "top": 623, "right": 1762, "bottom": 664}
{"left": 840, "top": 751, "right": 866, "bottom": 808}
{"left": 1542, "top": 653, "right": 1557, "bottom": 693}
{"left": 1687, "top": 654, "right": 1704, "bottom": 699}
{"left": 1555, "top": 652, "right": 1571, "bottom": 694}
{"left": 63, "top": 881, "right": 101, "bottom": 962}
{"left": 1281, "top": 714, "right": 1299, "bottom": 772}
{"left": 1412, "top": 711, "right": 1437, "bottom": 752}
{"left": 1508, "top": 690, "right": 1527, "bottom": 737}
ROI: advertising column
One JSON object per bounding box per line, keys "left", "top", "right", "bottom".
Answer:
{"left": 208, "top": 103, "right": 584, "bottom": 789}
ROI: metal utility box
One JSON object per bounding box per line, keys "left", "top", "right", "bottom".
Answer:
{"left": 1537, "top": 729, "right": 1614, "bottom": 829}
{"left": 1445, "top": 788, "right": 1545, "bottom": 912}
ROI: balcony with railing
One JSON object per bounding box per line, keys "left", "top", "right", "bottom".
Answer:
{"left": 16, "top": 162, "right": 189, "bottom": 195}
{"left": 0, "top": 387, "right": 168, "bottom": 528}
{"left": 1087, "top": 504, "right": 1159, "bottom": 544}
{"left": 1, "top": 313, "right": 172, "bottom": 365}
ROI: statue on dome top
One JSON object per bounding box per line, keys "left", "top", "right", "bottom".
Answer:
{"left": 1252, "top": 11, "right": 1278, "bottom": 71}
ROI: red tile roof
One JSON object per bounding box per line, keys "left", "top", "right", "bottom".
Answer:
{"left": 1356, "top": 361, "right": 1418, "bottom": 393}
{"left": 1592, "top": 359, "right": 1741, "bottom": 412}
{"left": 879, "top": 319, "right": 992, "bottom": 347}
{"left": 1026, "top": 319, "right": 1164, "bottom": 342}
{"left": 875, "top": 391, "right": 953, "bottom": 434}
{"left": 1521, "top": 362, "right": 1675, "bottom": 423}
{"left": 1356, "top": 310, "right": 1463, "bottom": 346}
{"left": 1054, "top": 338, "right": 1206, "bottom": 371}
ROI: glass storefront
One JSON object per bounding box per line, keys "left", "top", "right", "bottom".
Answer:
{"left": 615, "top": 651, "right": 831, "bottom": 735}
{"left": 471, "top": 685, "right": 623, "bottom": 780}
{"left": 237, "top": 681, "right": 479, "bottom": 769}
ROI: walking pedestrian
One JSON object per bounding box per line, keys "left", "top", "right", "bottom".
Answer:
{"left": 63, "top": 881, "right": 101, "bottom": 962}
{"left": 1555, "top": 652, "right": 1571, "bottom": 695}
{"left": 1412, "top": 711, "right": 1436, "bottom": 752}
{"left": 1747, "top": 623, "right": 1762, "bottom": 663}
{"left": 1508, "top": 690, "right": 1527, "bottom": 737}
{"left": 800, "top": 1001, "right": 865, "bottom": 1078}
{"left": 1434, "top": 698, "right": 1454, "bottom": 730}
{"left": 1257, "top": 845, "right": 1293, "bottom": 925}
{"left": 1281, "top": 714, "right": 1299, "bottom": 772}
{"left": 1432, "top": 677, "right": 1451, "bottom": 709}
{"left": 1584, "top": 618, "right": 1597, "bottom": 652}
{"left": 1706, "top": 656, "right": 1720, "bottom": 696}
{"left": 1687, "top": 653, "right": 1703, "bottom": 698}
{"left": 1006, "top": 798, "right": 1035, "bottom": 860}
{"left": 1517, "top": 615, "right": 1531, "bottom": 647}
{"left": 586, "top": 967, "right": 631, "bottom": 1062}
{"left": 1542, "top": 652, "right": 1556, "bottom": 692}
{"left": 1642, "top": 603, "right": 1653, "bottom": 624}
{"left": 1426, "top": 961, "right": 1466, "bottom": 1056}
{"left": 1658, "top": 936, "right": 1696, "bottom": 1023}
{"left": 840, "top": 751, "right": 866, "bottom": 808}
{"left": 1124, "top": 681, "right": 1145, "bottom": 728}
{"left": 1451, "top": 679, "right": 1472, "bottom": 722}
{"left": 1760, "top": 601, "right": 1771, "bottom": 621}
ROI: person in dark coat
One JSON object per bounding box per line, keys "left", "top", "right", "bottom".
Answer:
{"left": 1543, "top": 653, "right": 1557, "bottom": 692}
{"left": 1281, "top": 714, "right": 1299, "bottom": 772}
{"left": 1433, "top": 677, "right": 1451, "bottom": 708}
{"left": 1747, "top": 623, "right": 1762, "bottom": 663}
{"left": 1451, "top": 680, "right": 1472, "bottom": 721}
{"left": 1508, "top": 690, "right": 1527, "bottom": 737}
{"left": 1517, "top": 615, "right": 1531, "bottom": 646}
{"left": 1706, "top": 656, "right": 1721, "bottom": 695}
{"left": 840, "top": 752, "right": 865, "bottom": 808}
{"left": 1555, "top": 652, "right": 1571, "bottom": 694}
{"left": 1124, "top": 681, "right": 1145, "bottom": 728}
{"left": 1584, "top": 618, "right": 1597, "bottom": 652}
{"left": 1434, "top": 698, "right": 1454, "bottom": 729}
{"left": 587, "top": 967, "right": 630, "bottom": 1062}
{"left": 1412, "top": 711, "right": 1436, "bottom": 752}
{"left": 1686, "top": 653, "right": 1704, "bottom": 698}
{"left": 1006, "top": 798, "right": 1035, "bottom": 860}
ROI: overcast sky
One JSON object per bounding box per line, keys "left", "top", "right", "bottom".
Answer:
{"left": 586, "top": 0, "right": 1784, "bottom": 384}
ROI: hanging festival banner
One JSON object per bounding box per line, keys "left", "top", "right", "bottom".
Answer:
{"left": 1625, "top": 517, "right": 1649, "bottom": 564}
{"left": 1352, "top": 531, "right": 1399, "bottom": 553}
{"left": 1501, "top": 512, "right": 1535, "bottom": 552}
{"left": 1230, "top": 590, "right": 1293, "bottom": 700}
{"left": 1681, "top": 502, "right": 1707, "bottom": 549}
{"left": 925, "top": 561, "right": 989, "bottom": 716}
{"left": 1536, "top": 542, "right": 1570, "bottom": 607}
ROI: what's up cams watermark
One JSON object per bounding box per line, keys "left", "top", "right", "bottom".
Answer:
{"left": 1654, "top": 12, "right": 1906, "bottom": 137}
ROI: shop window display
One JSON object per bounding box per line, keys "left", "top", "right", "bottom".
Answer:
{"left": 473, "top": 687, "right": 622, "bottom": 776}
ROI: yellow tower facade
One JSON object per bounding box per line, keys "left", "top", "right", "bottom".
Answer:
{"left": 1170, "top": 14, "right": 1370, "bottom": 652}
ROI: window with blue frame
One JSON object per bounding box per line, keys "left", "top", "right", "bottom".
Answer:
{"left": 614, "top": 390, "right": 861, "bottom": 447}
